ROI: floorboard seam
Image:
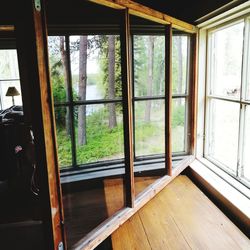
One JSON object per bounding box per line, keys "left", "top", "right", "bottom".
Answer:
{"left": 138, "top": 212, "right": 153, "bottom": 250}
{"left": 170, "top": 214, "right": 192, "bottom": 249}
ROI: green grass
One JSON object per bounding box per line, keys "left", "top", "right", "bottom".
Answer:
{"left": 56, "top": 105, "right": 185, "bottom": 168}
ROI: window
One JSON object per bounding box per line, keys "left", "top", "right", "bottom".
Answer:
{"left": 205, "top": 18, "right": 250, "bottom": 186}
{"left": 0, "top": 49, "right": 22, "bottom": 109}
{"left": 48, "top": 35, "right": 124, "bottom": 168}
{"left": 49, "top": 32, "right": 192, "bottom": 170}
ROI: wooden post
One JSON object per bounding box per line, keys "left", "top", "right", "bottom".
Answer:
{"left": 120, "top": 9, "right": 135, "bottom": 207}
{"left": 15, "top": 0, "right": 65, "bottom": 249}
{"left": 165, "top": 24, "right": 173, "bottom": 176}
{"left": 190, "top": 33, "right": 198, "bottom": 155}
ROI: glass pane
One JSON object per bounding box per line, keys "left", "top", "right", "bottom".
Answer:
{"left": 135, "top": 100, "right": 165, "bottom": 157}
{"left": 48, "top": 36, "right": 69, "bottom": 103}
{"left": 172, "top": 98, "right": 186, "bottom": 153}
{"left": 0, "top": 50, "right": 19, "bottom": 80}
{"left": 133, "top": 35, "right": 165, "bottom": 97}
{"left": 242, "top": 106, "right": 250, "bottom": 182}
{"left": 75, "top": 103, "right": 124, "bottom": 165}
{"left": 209, "top": 22, "right": 244, "bottom": 99}
{"left": 70, "top": 35, "right": 122, "bottom": 101}
{"left": 172, "top": 35, "right": 189, "bottom": 94}
{"left": 54, "top": 106, "right": 72, "bottom": 167}
{"left": 207, "top": 99, "right": 240, "bottom": 172}
{"left": 0, "top": 80, "right": 22, "bottom": 109}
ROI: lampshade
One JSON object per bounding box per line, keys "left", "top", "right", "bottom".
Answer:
{"left": 5, "top": 86, "right": 20, "bottom": 97}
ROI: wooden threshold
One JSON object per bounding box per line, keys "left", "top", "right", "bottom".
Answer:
{"left": 73, "top": 155, "right": 194, "bottom": 250}
{"left": 88, "top": 0, "right": 197, "bottom": 33}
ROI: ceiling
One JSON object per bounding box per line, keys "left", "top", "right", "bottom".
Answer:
{"left": 134, "top": 0, "right": 247, "bottom": 23}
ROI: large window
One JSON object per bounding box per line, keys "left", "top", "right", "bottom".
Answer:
{"left": 49, "top": 32, "right": 192, "bottom": 170}
{"left": 205, "top": 18, "right": 250, "bottom": 186}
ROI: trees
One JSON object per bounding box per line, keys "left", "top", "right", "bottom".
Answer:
{"left": 145, "top": 36, "right": 154, "bottom": 122}
{"left": 78, "top": 36, "right": 88, "bottom": 146}
{"left": 108, "top": 35, "right": 117, "bottom": 129}
{"left": 59, "top": 36, "right": 71, "bottom": 135}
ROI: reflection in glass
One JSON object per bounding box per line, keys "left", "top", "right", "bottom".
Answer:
{"left": 0, "top": 80, "right": 22, "bottom": 109}
{"left": 75, "top": 103, "right": 124, "bottom": 165}
{"left": 70, "top": 35, "right": 122, "bottom": 101}
{"left": 135, "top": 100, "right": 165, "bottom": 157}
{"left": 209, "top": 22, "right": 244, "bottom": 99}
{"left": 243, "top": 106, "right": 250, "bottom": 182}
{"left": 207, "top": 99, "right": 240, "bottom": 172}
{"left": 48, "top": 36, "right": 69, "bottom": 103}
{"left": 133, "top": 35, "right": 165, "bottom": 97}
{"left": 0, "top": 50, "right": 19, "bottom": 80}
{"left": 172, "top": 35, "right": 189, "bottom": 94}
{"left": 54, "top": 106, "right": 72, "bottom": 167}
{"left": 172, "top": 98, "right": 186, "bottom": 153}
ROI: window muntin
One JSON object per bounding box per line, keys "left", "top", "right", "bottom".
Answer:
{"left": 208, "top": 22, "right": 244, "bottom": 99}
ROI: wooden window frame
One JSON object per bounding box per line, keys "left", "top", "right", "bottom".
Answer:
{"left": 2, "top": 0, "right": 198, "bottom": 249}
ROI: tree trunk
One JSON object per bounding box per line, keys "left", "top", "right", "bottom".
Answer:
{"left": 78, "top": 36, "right": 88, "bottom": 146}
{"left": 177, "top": 36, "right": 183, "bottom": 105}
{"left": 145, "top": 36, "right": 154, "bottom": 122}
{"left": 59, "top": 36, "right": 70, "bottom": 135}
{"left": 108, "top": 35, "right": 117, "bottom": 129}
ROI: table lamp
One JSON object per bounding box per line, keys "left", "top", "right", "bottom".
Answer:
{"left": 6, "top": 86, "right": 20, "bottom": 106}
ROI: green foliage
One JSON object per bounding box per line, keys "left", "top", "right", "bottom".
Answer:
{"left": 99, "top": 35, "right": 122, "bottom": 99}
{"left": 172, "top": 102, "right": 185, "bottom": 128}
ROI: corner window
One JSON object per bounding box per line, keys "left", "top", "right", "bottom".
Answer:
{"left": 205, "top": 18, "right": 250, "bottom": 186}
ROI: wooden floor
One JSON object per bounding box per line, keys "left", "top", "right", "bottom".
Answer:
{"left": 105, "top": 176, "right": 250, "bottom": 250}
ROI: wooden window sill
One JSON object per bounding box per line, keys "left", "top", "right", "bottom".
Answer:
{"left": 188, "top": 159, "right": 250, "bottom": 236}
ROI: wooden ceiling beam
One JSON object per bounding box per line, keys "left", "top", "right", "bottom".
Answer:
{"left": 89, "top": 0, "right": 197, "bottom": 33}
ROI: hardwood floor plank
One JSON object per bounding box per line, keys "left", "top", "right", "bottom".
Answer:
{"left": 107, "top": 175, "right": 250, "bottom": 250}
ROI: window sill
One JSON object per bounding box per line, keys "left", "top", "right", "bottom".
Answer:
{"left": 188, "top": 158, "right": 250, "bottom": 234}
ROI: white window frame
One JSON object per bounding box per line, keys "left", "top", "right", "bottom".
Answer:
{"left": 196, "top": 1, "right": 250, "bottom": 193}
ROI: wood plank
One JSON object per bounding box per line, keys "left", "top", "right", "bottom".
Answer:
{"left": 111, "top": 214, "right": 151, "bottom": 250}
{"left": 111, "top": 175, "right": 250, "bottom": 250}
{"left": 89, "top": 0, "right": 197, "bottom": 33}
{"left": 189, "top": 34, "right": 198, "bottom": 154}
{"left": 165, "top": 24, "right": 173, "bottom": 176}
{"left": 158, "top": 176, "right": 250, "bottom": 249}
{"left": 120, "top": 9, "right": 135, "bottom": 208}
{"left": 73, "top": 156, "right": 193, "bottom": 250}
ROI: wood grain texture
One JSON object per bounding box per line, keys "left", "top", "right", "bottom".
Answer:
{"left": 165, "top": 24, "right": 173, "bottom": 176}
{"left": 120, "top": 9, "right": 135, "bottom": 208}
{"left": 110, "top": 176, "right": 250, "bottom": 250}
{"left": 73, "top": 157, "right": 193, "bottom": 250}
{"left": 15, "top": 0, "right": 64, "bottom": 248}
{"left": 190, "top": 33, "right": 198, "bottom": 155}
